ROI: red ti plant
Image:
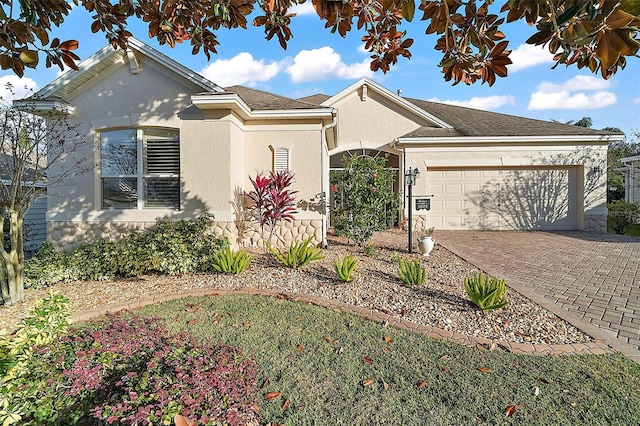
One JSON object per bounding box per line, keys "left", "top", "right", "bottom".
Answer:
{"left": 247, "top": 170, "right": 298, "bottom": 246}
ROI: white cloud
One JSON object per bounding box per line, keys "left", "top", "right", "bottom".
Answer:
{"left": 535, "top": 75, "right": 612, "bottom": 93}
{"left": 508, "top": 44, "right": 554, "bottom": 72}
{"left": 633, "top": 97, "right": 640, "bottom": 104}
{"left": 289, "top": 1, "right": 316, "bottom": 16}
{"left": 427, "top": 95, "right": 516, "bottom": 110}
{"left": 527, "top": 76, "right": 617, "bottom": 110}
{"left": 286, "top": 47, "right": 373, "bottom": 83}
{"left": 199, "top": 53, "right": 282, "bottom": 87}
{"left": 0, "top": 75, "right": 38, "bottom": 100}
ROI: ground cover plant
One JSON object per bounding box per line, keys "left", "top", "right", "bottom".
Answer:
{"left": 138, "top": 295, "right": 640, "bottom": 425}
{"left": 8, "top": 309, "right": 258, "bottom": 425}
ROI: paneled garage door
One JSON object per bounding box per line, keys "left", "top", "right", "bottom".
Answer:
{"left": 422, "top": 167, "right": 578, "bottom": 230}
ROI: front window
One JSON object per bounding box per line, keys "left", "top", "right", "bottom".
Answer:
{"left": 100, "top": 128, "right": 180, "bottom": 209}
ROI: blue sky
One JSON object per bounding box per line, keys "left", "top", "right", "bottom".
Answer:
{"left": 2, "top": 2, "right": 639, "bottom": 137}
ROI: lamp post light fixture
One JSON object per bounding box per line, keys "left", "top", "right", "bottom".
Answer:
{"left": 405, "top": 167, "right": 420, "bottom": 253}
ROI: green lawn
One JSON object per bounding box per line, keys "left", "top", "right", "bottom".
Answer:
{"left": 625, "top": 223, "right": 640, "bottom": 236}
{"left": 139, "top": 294, "right": 640, "bottom": 425}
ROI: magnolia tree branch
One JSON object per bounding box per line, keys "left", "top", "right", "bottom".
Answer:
{"left": 0, "top": 0, "right": 637, "bottom": 85}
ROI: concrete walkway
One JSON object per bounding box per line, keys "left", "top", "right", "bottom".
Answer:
{"left": 435, "top": 231, "right": 640, "bottom": 362}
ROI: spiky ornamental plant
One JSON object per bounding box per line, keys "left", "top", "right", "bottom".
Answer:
{"left": 247, "top": 170, "right": 298, "bottom": 247}
{"left": 464, "top": 272, "right": 509, "bottom": 310}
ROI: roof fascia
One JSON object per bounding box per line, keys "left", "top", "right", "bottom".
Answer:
{"left": 35, "top": 44, "right": 121, "bottom": 98}
{"left": 36, "top": 37, "right": 222, "bottom": 100}
{"left": 321, "top": 77, "right": 453, "bottom": 129}
{"left": 11, "top": 99, "right": 75, "bottom": 115}
{"left": 191, "top": 93, "right": 333, "bottom": 120}
{"left": 393, "top": 134, "right": 624, "bottom": 147}
{"left": 126, "top": 38, "right": 222, "bottom": 93}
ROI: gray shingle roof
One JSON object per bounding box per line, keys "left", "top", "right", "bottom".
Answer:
{"left": 224, "top": 86, "right": 327, "bottom": 110}
{"left": 297, "top": 94, "right": 331, "bottom": 104}
{"left": 223, "top": 85, "right": 621, "bottom": 138}
{"left": 403, "top": 98, "right": 622, "bottom": 138}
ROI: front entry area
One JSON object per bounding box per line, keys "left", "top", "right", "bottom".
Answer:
{"left": 329, "top": 149, "right": 400, "bottom": 226}
{"left": 423, "top": 167, "right": 580, "bottom": 230}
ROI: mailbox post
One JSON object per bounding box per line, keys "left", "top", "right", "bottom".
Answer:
{"left": 405, "top": 167, "right": 420, "bottom": 253}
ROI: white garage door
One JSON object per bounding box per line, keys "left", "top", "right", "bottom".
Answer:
{"left": 423, "top": 167, "right": 578, "bottom": 230}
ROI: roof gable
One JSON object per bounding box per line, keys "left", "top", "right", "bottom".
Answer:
{"left": 321, "top": 77, "right": 452, "bottom": 129}
{"left": 36, "top": 38, "right": 222, "bottom": 100}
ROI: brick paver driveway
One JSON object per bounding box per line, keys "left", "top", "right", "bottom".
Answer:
{"left": 436, "top": 231, "right": 640, "bottom": 361}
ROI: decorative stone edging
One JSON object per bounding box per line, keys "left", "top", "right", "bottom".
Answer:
{"left": 70, "top": 287, "right": 615, "bottom": 357}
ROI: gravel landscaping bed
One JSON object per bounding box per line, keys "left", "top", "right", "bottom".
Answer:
{"left": 0, "top": 232, "right": 592, "bottom": 345}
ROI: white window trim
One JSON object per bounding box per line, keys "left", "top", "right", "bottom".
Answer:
{"left": 99, "top": 128, "right": 180, "bottom": 210}
{"left": 270, "top": 144, "right": 292, "bottom": 172}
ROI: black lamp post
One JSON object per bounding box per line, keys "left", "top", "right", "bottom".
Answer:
{"left": 405, "top": 167, "right": 420, "bottom": 253}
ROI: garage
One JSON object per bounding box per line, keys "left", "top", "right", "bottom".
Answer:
{"left": 422, "top": 167, "right": 579, "bottom": 230}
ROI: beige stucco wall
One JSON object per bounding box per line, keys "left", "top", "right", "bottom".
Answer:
{"left": 47, "top": 53, "right": 203, "bottom": 225}
{"left": 243, "top": 122, "right": 325, "bottom": 220}
{"left": 46, "top": 53, "right": 328, "bottom": 250}
{"left": 330, "top": 88, "right": 433, "bottom": 152}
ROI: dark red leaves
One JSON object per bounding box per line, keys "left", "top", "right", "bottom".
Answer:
{"left": 247, "top": 170, "right": 298, "bottom": 246}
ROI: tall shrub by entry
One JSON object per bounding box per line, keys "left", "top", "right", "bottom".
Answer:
{"left": 331, "top": 154, "right": 399, "bottom": 246}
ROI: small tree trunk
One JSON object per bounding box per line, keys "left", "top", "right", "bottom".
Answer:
{"left": 1, "top": 210, "right": 25, "bottom": 305}
{"left": 0, "top": 255, "right": 9, "bottom": 305}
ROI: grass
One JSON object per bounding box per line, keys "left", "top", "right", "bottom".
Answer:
{"left": 625, "top": 222, "right": 640, "bottom": 236}
{"left": 139, "top": 294, "right": 640, "bottom": 425}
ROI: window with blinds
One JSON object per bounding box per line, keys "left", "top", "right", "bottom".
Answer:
{"left": 101, "top": 128, "right": 180, "bottom": 209}
{"left": 144, "top": 138, "right": 180, "bottom": 208}
{"left": 274, "top": 147, "right": 289, "bottom": 172}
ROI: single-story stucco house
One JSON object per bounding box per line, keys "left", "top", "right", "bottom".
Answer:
{"left": 28, "top": 38, "right": 623, "bottom": 251}
{"left": 618, "top": 155, "right": 640, "bottom": 204}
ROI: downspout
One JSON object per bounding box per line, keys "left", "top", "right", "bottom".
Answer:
{"left": 320, "top": 108, "right": 338, "bottom": 248}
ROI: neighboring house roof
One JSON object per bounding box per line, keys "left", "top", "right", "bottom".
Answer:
{"left": 34, "top": 37, "right": 222, "bottom": 101}
{"left": 621, "top": 155, "right": 640, "bottom": 163}
{"left": 0, "top": 153, "right": 45, "bottom": 186}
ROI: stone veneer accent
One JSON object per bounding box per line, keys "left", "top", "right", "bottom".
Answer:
{"left": 48, "top": 219, "right": 323, "bottom": 252}
{"left": 584, "top": 213, "right": 607, "bottom": 233}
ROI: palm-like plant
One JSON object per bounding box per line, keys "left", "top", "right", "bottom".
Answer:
{"left": 247, "top": 171, "right": 298, "bottom": 246}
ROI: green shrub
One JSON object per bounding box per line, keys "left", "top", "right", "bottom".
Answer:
{"left": 333, "top": 254, "right": 359, "bottom": 282}
{"left": 397, "top": 257, "right": 426, "bottom": 286}
{"left": 24, "top": 215, "right": 229, "bottom": 287}
{"left": 330, "top": 154, "right": 400, "bottom": 246}
{"left": 607, "top": 200, "right": 640, "bottom": 234}
{"left": 0, "top": 292, "right": 71, "bottom": 426}
{"left": 464, "top": 272, "right": 509, "bottom": 310}
{"left": 268, "top": 237, "right": 324, "bottom": 268}
{"left": 24, "top": 242, "right": 78, "bottom": 289}
{"left": 363, "top": 243, "right": 378, "bottom": 257}
{"left": 212, "top": 247, "right": 253, "bottom": 274}
{"left": 71, "top": 238, "right": 121, "bottom": 280}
